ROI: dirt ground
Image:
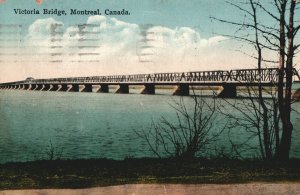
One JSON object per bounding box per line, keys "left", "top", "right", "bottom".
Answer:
{"left": 1, "top": 183, "right": 300, "bottom": 195}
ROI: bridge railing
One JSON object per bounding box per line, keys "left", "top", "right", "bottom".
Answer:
{"left": 0, "top": 68, "right": 299, "bottom": 86}
{"left": 24, "top": 70, "right": 233, "bottom": 84}
{"left": 228, "top": 68, "right": 279, "bottom": 83}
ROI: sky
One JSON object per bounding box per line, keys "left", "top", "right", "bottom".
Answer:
{"left": 0, "top": 0, "right": 299, "bottom": 82}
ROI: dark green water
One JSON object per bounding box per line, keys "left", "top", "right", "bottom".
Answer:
{"left": 0, "top": 89, "right": 299, "bottom": 163}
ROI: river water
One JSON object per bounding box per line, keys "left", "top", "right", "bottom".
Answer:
{"left": 0, "top": 87, "right": 299, "bottom": 163}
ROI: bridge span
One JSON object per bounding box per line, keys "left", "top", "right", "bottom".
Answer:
{"left": 0, "top": 68, "right": 299, "bottom": 98}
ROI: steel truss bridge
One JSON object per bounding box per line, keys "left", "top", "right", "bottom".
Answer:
{"left": 0, "top": 68, "right": 299, "bottom": 97}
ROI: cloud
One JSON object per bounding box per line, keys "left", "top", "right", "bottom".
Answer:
{"left": 1, "top": 16, "right": 252, "bottom": 82}
{"left": 137, "top": 26, "right": 228, "bottom": 71}
{"left": 27, "top": 18, "right": 63, "bottom": 39}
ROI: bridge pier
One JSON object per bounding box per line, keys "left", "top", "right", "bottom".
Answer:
{"left": 42, "top": 84, "right": 51, "bottom": 91}
{"left": 218, "top": 84, "right": 237, "bottom": 98}
{"left": 81, "top": 84, "right": 93, "bottom": 92}
{"left": 97, "top": 84, "right": 109, "bottom": 93}
{"left": 116, "top": 84, "right": 129, "bottom": 94}
{"left": 173, "top": 84, "right": 190, "bottom": 96}
{"left": 30, "top": 84, "right": 37, "bottom": 90}
{"left": 141, "top": 84, "right": 155, "bottom": 95}
{"left": 68, "top": 84, "right": 80, "bottom": 92}
{"left": 35, "top": 84, "right": 43, "bottom": 91}
{"left": 49, "top": 84, "right": 59, "bottom": 91}
{"left": 292, "top": 89, "right": 300, "bottom": 101}
{"left": 19, "top": 84, "right": 24, "bottom": 90}
{"left": 24, "top": 84, "right": 30, "bottom": 90}
{"left": 59, "top": 84, "right": 68, "bottom": 92}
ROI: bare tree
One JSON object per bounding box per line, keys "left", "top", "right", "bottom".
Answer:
{"left": 212, "top": 0, "right": 300, "bottom": 160}
{"left": 136, "top": 92, "right": 224, "bottom": 159}
{"left": 218, "top": 88, "right": 280, "bottom": 160}
{"left": 45, "top": 140, "right": 64, "bottom": 160}
{"left": 277, "top": 0, "right": 299, "bottom": 160}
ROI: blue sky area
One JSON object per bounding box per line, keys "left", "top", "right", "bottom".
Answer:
{"left": 0, "top": 0, "right": 245, "bottom": 37}
{"left": 0, "top": 0, "right": 298, "bottom": 82}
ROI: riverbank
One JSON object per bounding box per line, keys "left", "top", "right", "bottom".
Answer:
{"left": 0, "top": 158, "right": 299, "bottom": 189}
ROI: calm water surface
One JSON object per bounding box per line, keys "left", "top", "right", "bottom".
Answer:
{"left": 0, "top": 88, "right": 299, "bottom": 163}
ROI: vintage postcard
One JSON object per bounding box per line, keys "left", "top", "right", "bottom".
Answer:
{"left": 0, "top": 0, "right": 299, "bottom": 194}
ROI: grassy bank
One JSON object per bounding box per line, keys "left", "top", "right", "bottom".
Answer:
{"left": 0, "top": 158, "right": 299, "bottom": 189}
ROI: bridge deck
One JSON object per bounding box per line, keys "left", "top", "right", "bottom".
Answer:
{"left": 0, "top": 68, "right": 299, "bottom": 86}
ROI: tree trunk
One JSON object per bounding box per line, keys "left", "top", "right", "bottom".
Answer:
{"left": 278, "top": 0, "right": 296, "bottom": 160}
{"left": 273, "top": 99, "right": 280, "bottom": 156}
{"left": 250, "top": 0, "right": 272, "bottom": 160}
{"left": 275, "top": 0, "right": 287, "bottom": 159}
